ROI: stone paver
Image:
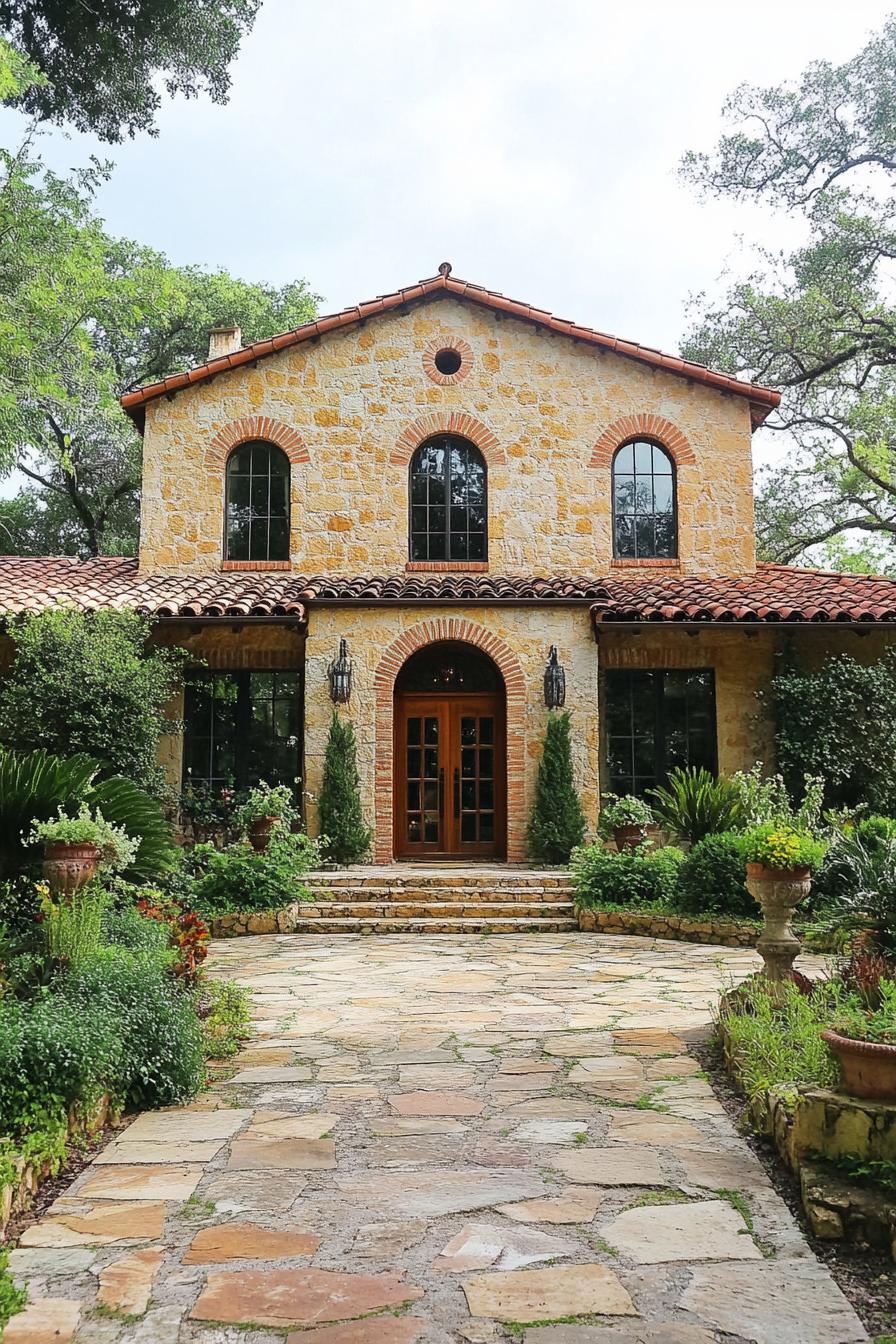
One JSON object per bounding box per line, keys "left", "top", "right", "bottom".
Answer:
{"left": 7, "top": 932, "right": 868, "bottom": 1342}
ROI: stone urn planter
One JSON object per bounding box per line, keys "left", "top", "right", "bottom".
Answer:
{"left": 42, "top": 841, "right": 101, "bottom": 895}
{"left": 248, "top": 816, "right": 279, "bottom": 852}
{"left": 613, "top": 824, "right": 647, "bottom": 851}
{"left": 821, "top": 1030, "right": 896, "bottom": 1102}
{"left": 744, "top": 862, "right": 812, "bottom": 1001}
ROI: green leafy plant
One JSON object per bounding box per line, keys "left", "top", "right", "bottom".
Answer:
{"left": 189, "top": 829, "right": 320, "bottom": 917}
{"left": 0, "top": 747, "right": 175, "bottom": 882}
{"left": 318, "top": 713, "right": 372, "bottom": 865}
{"left": 0, "top": 609, "right": 185, "bottom": 797}
{"left": 740, "top": 824, "right": 827, "bottom": 873}
{"left": 674, "top": 832, "right": 756, "bottom": 918}
{"left": 648, "top": 766, "right": 744, "bottom": 845}
{"left": 201, "top": 980, "right": 251, "bottom": 1059}
{"left": 598, "top": 794, "right": 653, "bottom": 836}
{"left": 830, "top": 979, "right": 896, "bottom": 1046}
{"left": 572, "top": 843, "right": 685, "bottom": 909}
{"left": 527, "top": 710, "right": 587, "bottom": 864}
{"left": 234, "top": 781, "right": 295, "bottom": 828}
{"left": 812, "top": 832, "right": 896, "bottom": 960}
{"left": 720, "top": 978, "right": 840, "bottom": 1100}
{"left": 0, "top": 1244, "right": 26, "bottom": 1331}
{"left": 39, "top": 881, "right": 109, "bottom": 967}
{"left": 27, "top": 805, "right": 138, "bottom": 873}
{"left": 731, "top": 763, "right": 825, "bottom": 831}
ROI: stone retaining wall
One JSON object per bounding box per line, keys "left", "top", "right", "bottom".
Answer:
{"left": 1, "top": 1095, "right": 113, "bottom": 1240}
{"left": 718, "top": 1007, "right": 896, "bottom": 1258}
{"left": 577, "top": 907, "right": 760, "bottom": 947}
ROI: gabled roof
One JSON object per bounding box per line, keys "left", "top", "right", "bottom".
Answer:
{"left": 120, "top": 264, "right": 781, "bottom": 431}
{"left": 3, "top": 557, "right": 896, "bottom": 626}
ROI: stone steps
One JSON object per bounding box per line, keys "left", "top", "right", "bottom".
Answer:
{"left": 290, "top": 912, "right": 580, "bottom": 934}
{"left": 300, "top": 900, "right": 576, "bottom": 919}
{"left": 301, "top": 885, "right": 574, "bottom": 904}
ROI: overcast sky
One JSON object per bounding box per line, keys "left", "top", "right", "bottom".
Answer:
{"left": 5, "top": 0, "right": 895, "bottom": 464}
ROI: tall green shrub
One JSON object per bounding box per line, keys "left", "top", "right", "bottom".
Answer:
{"left": 771, "top": 649, "right": 896, "bottom": 812}
{"left": 527, "top": 710, "right": 587, "bottom": 864}
{"left": 0, "top": 610, "right": 184, "bottom": 796}
{"left": 318, "top": 713, "right": 372, "bottom": 865}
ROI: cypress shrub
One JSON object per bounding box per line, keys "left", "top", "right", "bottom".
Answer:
{"left": 318, "top": 712, "right": 372, "bottom": 865}
{"left": 526, "top": 710, "right": 587, "bottom": 864}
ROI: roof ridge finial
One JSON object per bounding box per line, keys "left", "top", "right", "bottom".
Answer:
{"left": 437, "top": 261, "right": 452, "bottom": 278}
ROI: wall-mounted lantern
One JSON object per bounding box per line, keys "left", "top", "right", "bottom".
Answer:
{"left": 328, "top": 637, "right": 352, "bottom": 704}
{"left": 543, "top": 645, "right": 566, "bottom": 709}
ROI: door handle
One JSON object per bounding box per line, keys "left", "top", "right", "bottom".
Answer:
{"left": 453, "top": 767, "right": 460, "bottom": 819}
{"left": 439, "top": 768, "right": 444, "bottom": 817}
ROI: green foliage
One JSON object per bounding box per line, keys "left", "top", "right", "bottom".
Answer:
{"left": 28, "top": 805, "right": 138, "bottom": 873}
{"left": 202, "top": 980, "right": 251, "bottom": 1059}
{"left": 0, "top": 610, "right": 184, "bottom": 796}
{"left": 572, "top": 843, "right": 685, "bottom": 909}
{"left": 0, "top": 747, "right": 175, "bottom": 881}
{"left": 674, "top": 832, "right": 756, "bottom": 918}
{"left": 0, "top": 1244, "right": 26, "bottom": 1330}
{"left": 1, "top": 0, "right": 260, "bottom": 141}
{"left": 64, "top": 947, "right": 205, "bottom": 1110}
{"left": 721, "top": 979, "right": 840, "bottom": 1100}
{"left": 813, "top": 834, "right": 896, "bottom": 961}
{"left": 648, "top": 767, "right": 744, "bottom": 845}
{"left": 318, "top": 713, "right": 372, "bottom": 865}
{"left": 831, "top": 979, "right": 896, "bottom": 1045}
{"left": 102, "top": 900, "right": 171, "bottom": 956}
{"left": 190, "top": 830, "right": 321, "bottom": 918}
{"left": 770, "top": 652, "right": 896, "bottom": 813}
{"left": 234, "top": 782, "right": 296, "bottom": 828}
{"left": 40, "top": 883, "right": 109, "bottom": 967}
{"left": 527, "top": 710, "right": 587, "bottom": 865}
{"left": 597, "top": 794, "right": 654, "bottom": 836}
{"left": 731, "top": 763, "right": 825, "bottom": 831}
{"left": 740, "top": 824, "right": 827, "bottom": 873}
{"left": 681, "top": 19, "right": 896, "bottom": 567}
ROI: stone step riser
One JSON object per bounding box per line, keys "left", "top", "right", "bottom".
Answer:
{"left": 304, "top": 875, "right": 573, "bottom": 891}
{"left": 302, "top": 888, "right": 573, "bottom": 904}
{"left": 290, "top": 918, "right": 580, "bottom": 934}
{"left": 301, "top": 902, "right": 576, "bottom": 918}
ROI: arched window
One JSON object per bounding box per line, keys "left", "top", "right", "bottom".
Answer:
{"left": 225, "top": 440, "right": 290, "bottom": 562}
{"left": 409, "top": 435, "right": 487, "bottom": 563}
{"left": 612, "top": 439, "right": 676, "bottom": 559}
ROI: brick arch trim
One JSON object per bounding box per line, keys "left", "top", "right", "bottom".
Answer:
{"left": 373, "top": 618, "right": 526, "bottom": 863}
{"left": 390, "top": 412, "right": 506, "bottom": 467}
{"left": 589, "top": 414, "right": 696, "bottom": 469}
{"left": 204, "top": 415, "right": 310, "bottom": 469}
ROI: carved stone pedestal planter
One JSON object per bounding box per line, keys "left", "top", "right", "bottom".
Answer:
{"left": 745, "top": 862, "right": 811, "bottom": 1001}
{"left": 42, "top": 841, "right": 100, "bottom": 895}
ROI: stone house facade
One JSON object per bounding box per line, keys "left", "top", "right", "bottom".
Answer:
{"left": 3, "top": 264, "right": 896, "bottom": 862}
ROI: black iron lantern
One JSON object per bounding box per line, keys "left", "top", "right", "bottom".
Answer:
{"left": 328, "top": 637, "right": 352, "bottom": 704}
{"left": 543, "top": 645, "right": 566, "bottom": 708}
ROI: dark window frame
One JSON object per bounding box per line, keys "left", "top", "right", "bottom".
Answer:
{"left": 181, "top": 667, "right": 304, "bottom": 797}
{"left": 224, "top": 439, "right": 291, "bottom": 563}
{"left": 602, "top": 667, "right": 717, "bottom": 797}
{"left": 611, "top": 438, "right": 678, "bottom": 560}
{"left": 408, "top": 434, "right": 488, "bottom": 563}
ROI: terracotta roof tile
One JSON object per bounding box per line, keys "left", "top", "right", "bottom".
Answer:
{"left": 120, "top": 267, "right": 780, "bottom": 431}
{"left": 3, "top": 558, "right": 896, "bottom": 625}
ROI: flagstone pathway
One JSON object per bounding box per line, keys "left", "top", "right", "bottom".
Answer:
{"left": 7, "top": 933, "right": 870, "bottom": 1343}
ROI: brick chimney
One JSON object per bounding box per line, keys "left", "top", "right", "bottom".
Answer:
{"left": 207, "top": 325, "right": 242, "bottom": 360}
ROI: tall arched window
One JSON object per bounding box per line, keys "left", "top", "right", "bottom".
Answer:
{"left": 409, "top": 435, "right": 487, "bottom": 563}
{"left": 612, "top": 439, "right": 676, "bottom": 559}
{"left": 225, "top": 440, "right": 290, "bottom": 562}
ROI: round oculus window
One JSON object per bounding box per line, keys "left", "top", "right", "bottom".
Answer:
{"left": 434, "top": 347, "right": 463, "bottom": 376}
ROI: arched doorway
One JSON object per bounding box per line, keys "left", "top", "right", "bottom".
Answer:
{"left": 393, "top": 641, "right": 507, "bottom": 860}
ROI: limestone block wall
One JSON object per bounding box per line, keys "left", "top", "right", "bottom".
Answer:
{"left": 301, "top": 605, "right": 600, "bottom": 863}
{"left": 139, "top": 296, "right": 757, "bottom": 578}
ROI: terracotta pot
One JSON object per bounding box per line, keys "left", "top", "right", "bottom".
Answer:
{"left": 613, "top": 824, "right": 647, "bottom": 851}
{"left": 248, "top": 815, "right": 279, "bottom": 852}
{"left": 822, "top": 1029, "right": 896, "bottom": 1102}
{"left": 744, "top": 862, "right": 812, "bottom": 1001}
{"left": 42, "top": 841, "right": 101, "bottom": 895}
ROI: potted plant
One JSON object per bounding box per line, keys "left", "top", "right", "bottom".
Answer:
{"left": 741, "top": 824, "right": 827, "bottom": 999}
{"left": 27, "top": 806, "right": 137, "bottom": 894}
{"left": 822, "top": 979, "right": 896, "bottom": 1102}
{"left": 599, "top": 794, "right": 653, "bottom": 851}
{"left": 235, "top": 782, "right": 295, "bottom": 852}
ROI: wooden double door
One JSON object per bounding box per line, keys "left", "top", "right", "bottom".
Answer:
{"left": 394, "top": 693, "right": 506, "bottom": 860}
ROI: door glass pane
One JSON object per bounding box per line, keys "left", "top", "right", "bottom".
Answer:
{"left": 461, "top": 813, "right": 476, "bottom": 842}
{"left": 461, "top": 716, "right": 476, "bottom": 744}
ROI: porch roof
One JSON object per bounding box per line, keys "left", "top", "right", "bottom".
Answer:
{"left": 2, "top": 557, "right": 896, "bottom": 627}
